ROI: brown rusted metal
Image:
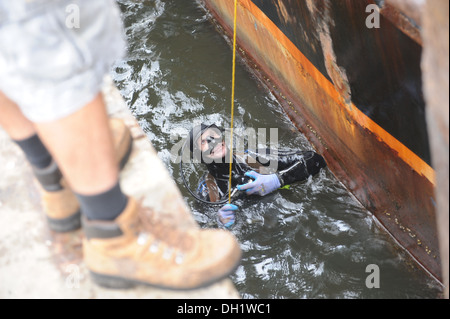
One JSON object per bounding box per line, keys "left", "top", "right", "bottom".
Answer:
{"left": 198, "top": 0, "right": 442, "bottom": 283}
{"left": 380, "top": 2, "right": 422, "bottom": 45}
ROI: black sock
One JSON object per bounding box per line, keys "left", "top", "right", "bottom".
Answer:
{"left": 75, "top": 182, "right": 128, "bottom": 221}
{"left": 14, "top": 134, "right": 53, "bottom": 169}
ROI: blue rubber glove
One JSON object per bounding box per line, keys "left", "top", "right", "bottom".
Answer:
{"left": 237, "top": 171, "right": 281, "bottom": 196}
{"left": 218, "top": 204, "right": 238, "bottom": 228}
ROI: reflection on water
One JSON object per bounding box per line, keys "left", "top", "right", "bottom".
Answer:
{"left": 112, "top": 0, "right": 442, "bottom": 298}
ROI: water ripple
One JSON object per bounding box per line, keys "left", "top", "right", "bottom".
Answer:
{"left": 112, "top": 0, "right": 442, "bottom": 299}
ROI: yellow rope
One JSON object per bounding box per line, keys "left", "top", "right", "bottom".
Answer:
{"left": 228, "top": 0, "right": 238, "bottom": 203}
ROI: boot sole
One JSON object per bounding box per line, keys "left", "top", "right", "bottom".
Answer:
{"left": 89, "top": 257, "right": 241, "bottom": 291}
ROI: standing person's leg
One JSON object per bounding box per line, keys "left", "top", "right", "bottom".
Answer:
{"left": 0, "top": 90, "right": 133, "bottom": 230}
{"left": 35, "top": 93, "right": 129, "bottom": 222}
{"left": 0, "top": 90, "right": 53, "bottom": 175}
{"left": 0, "top": 91, "right": 81, "bottom": 230}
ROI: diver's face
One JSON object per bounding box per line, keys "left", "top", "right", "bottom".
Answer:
{"left": 197, "top": 128, "right": 227, "bottom": 160}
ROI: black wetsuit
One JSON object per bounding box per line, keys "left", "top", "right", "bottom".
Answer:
{"left": 197, "top": 148, "right": 327, "bottom": 202}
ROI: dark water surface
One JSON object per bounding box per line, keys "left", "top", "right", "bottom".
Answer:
{"left": 112, "top": 0, "right": 442, "bottom": 298}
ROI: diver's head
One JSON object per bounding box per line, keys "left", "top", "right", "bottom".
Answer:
{"left": 188, "top": 123, "right": 227, "bottom": 163}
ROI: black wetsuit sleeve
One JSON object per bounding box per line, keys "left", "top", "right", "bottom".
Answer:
{"left": 276, "top": 151, "right": 327, "bottom": 186}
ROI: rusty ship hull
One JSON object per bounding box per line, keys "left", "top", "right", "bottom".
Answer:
{"left": 198, "top": 0, "right": 442, "bottom": 283}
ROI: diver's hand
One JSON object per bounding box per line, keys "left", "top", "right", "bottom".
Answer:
{"left": 237, "top": 171, "right": 281, "bottom": 196}
{"left": 218, "top": 204, "right": 238, "bottom": 228}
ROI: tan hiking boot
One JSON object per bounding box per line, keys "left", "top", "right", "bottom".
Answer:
{"left": 82, "top": 197, "right": 242, "bottom": 290}
{"left": 34, "top": 161, "right": 82, "bottom": 232}
{"left": 37, "top": 118, "right": 133, "bottom": 232}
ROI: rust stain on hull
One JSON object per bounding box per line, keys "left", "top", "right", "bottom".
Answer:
{"left": 199, "top": 0, "right": 442, "bottom": 283}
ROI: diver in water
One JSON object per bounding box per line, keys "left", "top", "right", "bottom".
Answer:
{"left": 185, "top": 123, "right": 327, "bottom": 227}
